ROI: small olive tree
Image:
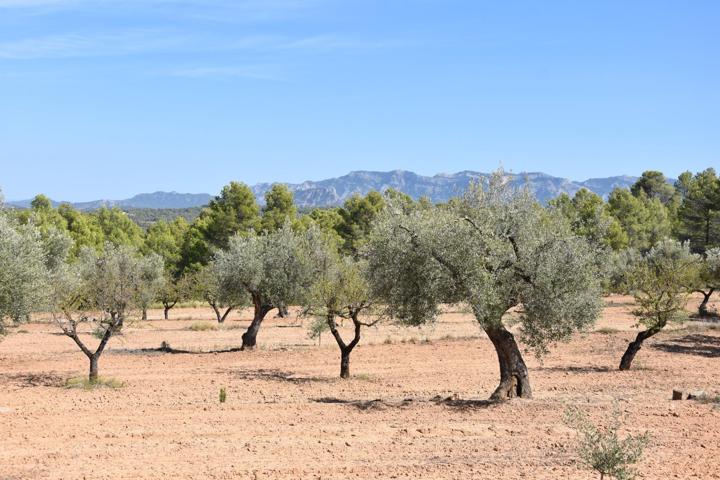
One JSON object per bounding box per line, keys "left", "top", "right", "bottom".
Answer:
{"left": 366, "top": 174, "right": 603, "bottom": 400}
{"left": 214, "top": 223, "right": 320, "bottom": 350}
{"left": 0, "top": 215, "right": 49, "bottom": 336}
{"left": 156, "top": 273, "right": 191, "bottom": 320}
{"left": 619, "top": 240, "right": 699, "bottom": 370}
{"left": 190, "top": 263, "right": 248, "bottom": 323}
{"left": 137, "top": 255, "right": 166, "bottom": 320}
{"left": 692, "top": 247, "right": 720, "bottom": 317}
{"left": 304, "top": 245, "right": 376, "bottom": 378}
{"left": 52, "top": 244, "right": 163, "bottom": 381}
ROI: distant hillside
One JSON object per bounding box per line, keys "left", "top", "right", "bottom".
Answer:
{"left": 252, "top": 170, "right": 640, "bottom": 207}
{"left": 8, "top": 191, "right": 213, "bottom": 210}
{"left": 7, "top": 170, "right": 643, "bottom": 210}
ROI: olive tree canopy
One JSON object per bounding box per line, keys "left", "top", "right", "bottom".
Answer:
{"left": 51, "top": 243, "right": 163, "bottom": 381}
{"left": 214, "top": 223, "right": 321, "bottom": 349}
{"left": 366, "top": 174, "right": 603, "bottom": 400}
{"left": 0, "top": 215, "right": 49, "bottom": 335}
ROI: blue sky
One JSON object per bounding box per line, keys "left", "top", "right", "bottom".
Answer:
{"left": 1, "top": 0, "right": 718, "bottom": 201}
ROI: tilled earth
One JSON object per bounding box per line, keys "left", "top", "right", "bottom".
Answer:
{"left": 1, "top": 296, "right": 718, "bottom": 479}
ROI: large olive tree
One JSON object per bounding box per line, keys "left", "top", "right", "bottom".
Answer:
{"left": 366, "top": 175, "right": 603, "bottom": 400}
{"left": 52, "top": 244, "right": 164, "bottom": 381}
{"left": 214, "top": 223, "right": 320, "bottom": 350}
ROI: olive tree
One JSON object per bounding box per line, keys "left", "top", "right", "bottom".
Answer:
{"left": 0, "top": 215, "right": 49, "bottom": 335}
{"left": 692, "top": 247, "right": 720, "bottom": 317}
{"left": 366, "top": 175, "right": 603, "bottom": 400}
{"left": 619, "top": 240, "right": 700, "bottom": 370}
{"left": 190, "top": 263, "right": 248, "bottom": 323}
{"left": 214, "top": 223, "right": 319, "bottom": 350}
{"left": 137, "top": 255, "right": 166, "bottom": 320}
{"left": 52, "top": 244, "right": 163, "bottom": 381}
{"left": 303, "top": 246, "right": 376, "bottom": 378}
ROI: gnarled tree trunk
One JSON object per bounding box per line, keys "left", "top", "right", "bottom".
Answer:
{"left": 619, "top": 326, "right": 661, "bottom": 370}
{"left": 241, "top": 294, "right": 273, "bottom": 350}
{"left": 698, "top": 288, "right": 715, "bottom": 317}
{"left": 484, "top": 325, "right": 532, "bottom": 400}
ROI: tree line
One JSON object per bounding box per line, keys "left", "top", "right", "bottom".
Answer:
{"left": 1, "top": 167, "right": 718, "bottom": 399}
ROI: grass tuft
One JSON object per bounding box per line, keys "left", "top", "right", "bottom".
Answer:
{"left": 188, "top": 321, "right": 218, "bottom": 332}
{"left": 65, "top": 376, "right": 124, "bottom": 390}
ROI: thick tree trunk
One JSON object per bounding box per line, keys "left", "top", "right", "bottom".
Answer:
{"left": 340, "top": 350, "right": 351, "bottom": 379}
{"left": 698, "top": 289, "right": 714, "bottom": 317}
{"left": 619, "top": 328, "right": 661, "bottom": 370}
{"left": 142, "top": 307, "right": 147, "bottom": 321}
{"left": 241, "top": 296, "right": 272, "bottom": 350}
{"left": 89, "top": 355, "right": 99, "bottom": 382}
{"left": 163, "top": 307, "right": 170, "bottom": 320}
{"left": 276, "top": 304, "right": 289, "bottom": 318}
{"left": 484, "top": 325, "right": 532, "bottom": 400}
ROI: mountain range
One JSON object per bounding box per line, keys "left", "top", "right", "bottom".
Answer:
{"left": 7, "top": 170, "right": 640, "bottom": 210}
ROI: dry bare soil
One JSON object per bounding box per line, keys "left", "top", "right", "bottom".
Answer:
{"left": 1, "top": 295, "right": 719, "bottom": 479}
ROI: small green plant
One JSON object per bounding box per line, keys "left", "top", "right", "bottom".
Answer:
{"left": 219, "top": 387, "right": 227, "bottom": 403}
{"left": 307, "top": 316, "right": 329, "bottom": 345}
{"left": 188, "top": 321, "right": 217, "bottom": 332}
{"left": 65, "top": 376, "right": 124, "bottom": 390}
{"left": 564, "top": 405, "right": 650, "bottom": 480}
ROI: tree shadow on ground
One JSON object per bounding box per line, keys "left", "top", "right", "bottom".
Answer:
{"left": 537, "top": 365, "right": 613, "bottom": 373}
{"left": 311, "top": 395, "right": 497, "bottom": 411}
{"left": 232, "top": 368, "right": 330, "bottom": 384}
{"left": 0, "top": 372, "right": 66, "bottom": 388}
{"left": 110, "top": 342, "right": 242, "bottom": 356}
{"left": 652, "top": 334, "right": 720, "bottom": 358}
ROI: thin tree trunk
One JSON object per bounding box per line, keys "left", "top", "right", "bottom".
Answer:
{"left": 484, "top": 324, "right": 532, "bottom": 400}
{"left": 141, "top": 307, "right": 147, "bottom": 321}
{"left": 328, "top": 312, "right": 362, "bottom": 379}
{"left": 619, "top": 327, "right": 661, "bottom": 370}
{"left": 241, "top": 295, "right": 272, "bottom": 350}
{"left": 698, "top": 288, "right": 714, "bottom": 317}
{"left": 220, "top": 307, "right": 233, "bottom": 323}
{"left": 89, "top": 355, "right": 99, "bottom": 382}
{"left": 340, "top": 349, "right": 351, "bottom": 378}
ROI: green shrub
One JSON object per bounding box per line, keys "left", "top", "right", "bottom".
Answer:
{"left": 219, "top": 387, "right": 227, "bottom": 403}
{"left": 564, "top": 406, "right": 650, "bottom": 480}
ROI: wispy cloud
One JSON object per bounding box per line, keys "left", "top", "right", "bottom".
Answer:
{"left": 169, "top": 65, "right": 277, "bottom": 80}
{"left": 0, "top": 30, "right": 186, "bottom": 59}
{"left": 0, "top": 30, "right": 407, "bottom": 60}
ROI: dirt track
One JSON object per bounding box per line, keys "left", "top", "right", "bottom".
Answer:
{"left": 1, "top": 296, "right": 719, "bottom": 479}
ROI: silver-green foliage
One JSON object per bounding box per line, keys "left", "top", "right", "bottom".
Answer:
{"left": 625, "top": 239, "right": 699, "bottom": 331}
{"left": 564, "top": 406, "right": 650, "bottom": 480}
{"left": 51, "top": 243, "right": 164, "bottom": 378}
{"left": 366, "top": 173, "right": 603, "bottom": 356}
{"left": 0, "top": 214, "right": 49, "bottom": 334}
{"left": 214, "top": 223, "right": 321, "bottom": 308}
